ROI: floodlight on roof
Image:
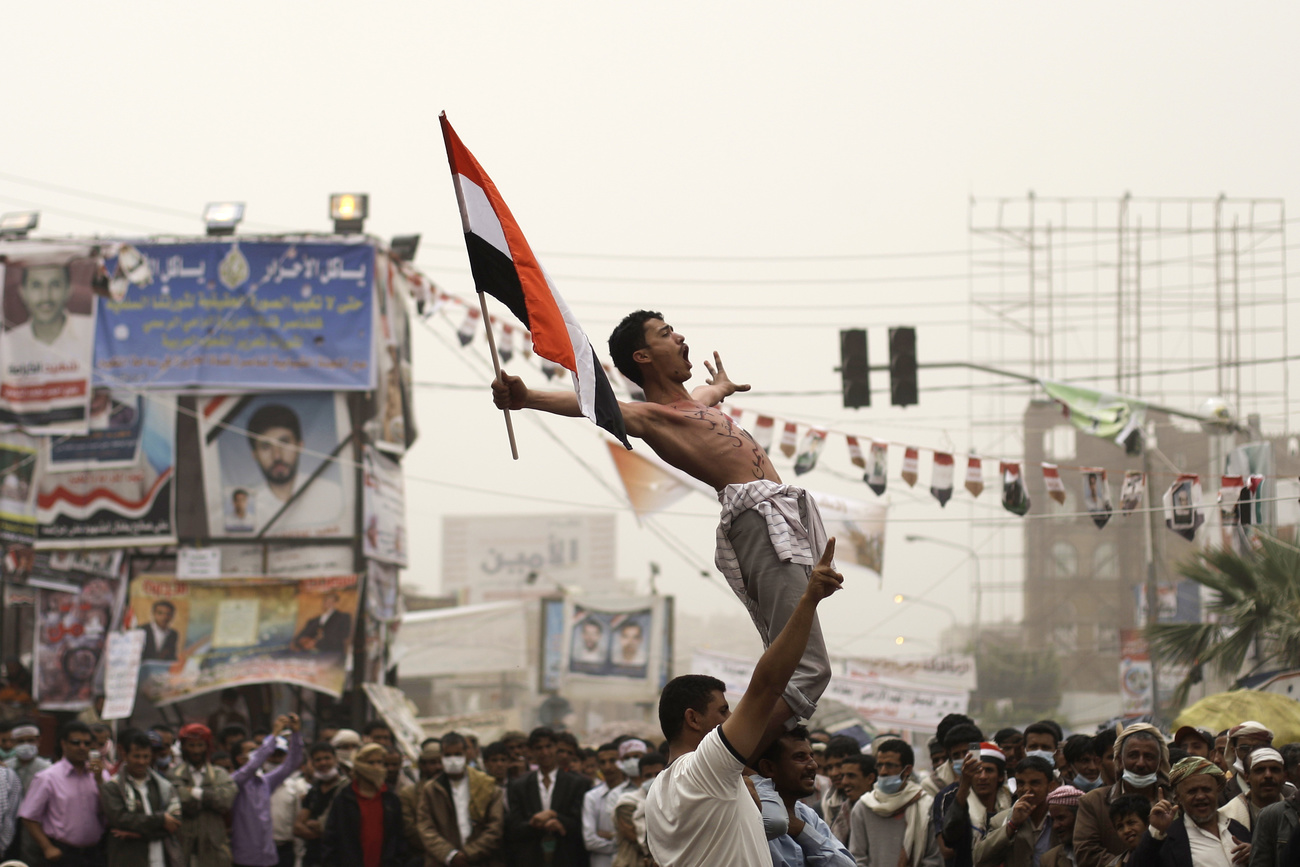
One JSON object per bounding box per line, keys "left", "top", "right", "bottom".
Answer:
{"left": 0, "top": 211, "right": 39, "bottom": 238}
{"left": 390, "top": 234, "right": 421, "bottom": 263}
{"left": 329, "top": 193, "right": 368, "bottom": 234}
{"left": 202, "top": 202, "right": 245, "bottom": 237}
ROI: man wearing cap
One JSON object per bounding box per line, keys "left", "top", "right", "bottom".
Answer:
{"left": 1249, "top": 774, "right": 1300, "bottom": 867}
{"left": 941, "top": 743, "right": 1015, "bottom": 867}
{"left": 170, "top": 723, "right": 237, "bottom": 867}
{"left": 330, "top": 728, "right": 361, "bottom": 772}
{"left": 584, "top": 741, "right": 640, "bottom": 867}
{"left": 1139, "top": 757, "right": 1251, "bottom": 867}
{"left": 1220, "top": 749, "right": 1285, "bottom": 833}
{"left": 1075, "top": 724, "right": 1171, "bottom": 867}
{"left": 1174, "top": 729, "right": 1216, "bottom": 761}
{"left": 1223, "top": 724, "right": 1275, "bottom": 807}
{"left": 4, "top": 721, "right": 50, "bottom": 796}
{"left": 1042, "top": 786, "right": 1084, "bottom": 867}
{"left": 416, "top": 730, "right": 505, "bottom": 867}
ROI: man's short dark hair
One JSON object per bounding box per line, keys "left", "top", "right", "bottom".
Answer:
{"left": 1024, "top": 721, "right": 1061, "bottom": 747}
{"left": 994, "top": 727, "right": 1023, "bottom": 744}
{"left": 363, "top": 720, "right": 391, "bottom": 738}
{"left": 309, "top": 741, "right": 336, "bottom": 758}
{"left": 528, "top": 727, "right": 557, "bottom": 748}
{"left": 579, "top": 747, "right": 596, "bottom": 762}
{"left": 1092, "top": 729, "right": 1117, "bottom": 758}
{"left": 59, "top": 720, "right": 92, "bottom": 743}
{"left": 123, "top": 732, "right": 154, "bottom": 753}
{"left": 1064, "top": 733, "right": 1100, "bottom": 765}
{"left": 944, "top": 723, "right": 985, "bottom": 751}
{"left": 555, "top": 731, "right": 579, "bottom": 751}
{"left": 825, "top": 735, "right": 863, "bottom": 761}
{"left": 597, "top": 742, "right": 620, "bottom": 755}
{"left": 759, "top": 725, "right": 811, "bottom": 766}
{"left": 151, "top": 723, "right": 174, "bottom": 736}
{"left": 875, "top": 738, "right": 914, "bottom": 768}
{"left": 1109, "top": 793, "right": 1151, "bottom": 824}
{"left": 609, "top": 310, "right": 664, "bottom": 387}
{"left": 1280, "top": 743, "right": 1300, "bottom": 772}
{"left": 247, "top": 404, "right": 302, "bottom": 444}
{"left": 152, "top": 600, "right": 175, "bottom": 615}
{"left": 936, "top": 714, "right": 975, "bottom": 745}
{"left": 640, "top": 751, "right": 667, "bottom": 773}
{"left": 842, "top": 755, "right": 876, "bottom": 777}
{"left": 1015, "top": 756, "right": 1056, "bottom": 780}
{"left": 441, "top": 731, "right": 467, "bottom": 750}
{"left": 658, "top": 674, "right": 725, "bottom": 742}
{"left": 483, "top": 741, "right": 511, "bottom": 762}
{"left": 218, "top": 724, "right": 247, "bottom": 744}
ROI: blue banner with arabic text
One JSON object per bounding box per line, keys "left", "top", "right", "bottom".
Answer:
{"left": 94, "top": 241, "right": 374, "bottom": 391}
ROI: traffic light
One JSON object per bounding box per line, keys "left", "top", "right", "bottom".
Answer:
{"left": 839, "top": 329, "right": 870, "bottom": 408}
{"left": 889, "top": 326, "right": 918, "bottom": 406}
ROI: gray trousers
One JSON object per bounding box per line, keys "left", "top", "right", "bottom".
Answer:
{"left": 724, "top": 507, "right": 832, "bottom": 722}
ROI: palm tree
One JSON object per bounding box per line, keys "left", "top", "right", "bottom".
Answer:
{"left": 1145, "top": 535, "right": 1300, "bottom": 711}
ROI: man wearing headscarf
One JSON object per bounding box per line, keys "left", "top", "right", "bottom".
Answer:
{"left": 1042, "top": 786, "right": 1084, "bottom": 867}
{"left": 1137, "top": 757, "right": 1251, "bottom": 867}
{"left": 1075, "top": 724, "right": 1171, "bottom": 867}
{"left": 1220, "top": 749, "right": 1285, "bottom": 833}
{"left": 1223, "top": 724, "right": 1275, "bottom": 807}
{"left": 170, "top": 722, "right": 238, "bottom": 867}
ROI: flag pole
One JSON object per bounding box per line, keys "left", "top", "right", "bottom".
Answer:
{"left": 477, "top": 291, "right": 519, "bottom": 460}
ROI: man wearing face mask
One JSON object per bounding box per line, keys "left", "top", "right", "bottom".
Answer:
{"left": 850, "top": 738, "right": 943, "bottom": 867}
{"left": 170, "top": 723, "right": 237, "bottom": 867}
{"left": 295, "top": 743, "right": 349, "bottom": 867}
{"left": 933, "top": 723, "right": 991, "bottom": 857}
{"left": 940, "top": 743, "right": 1014, "bottom": 867}
{"left": 331, "top": 729, "right": 362, "bottom": 773}
{"left": 416, "top": 730, "right": 505, "bottom": 866}
{"left": 1065, "top": 735, "right": 1106, "bottom": 794}
{"left": 1074, "top": 724, "right": 1170, "bottom": 867}
{"left": 4, "top": 722, "right": 51, "bottom": 796}
{"left": 584, "top": 740, "right": 638, "bottom": 867}
{"left": 1024, "top": 723, "right": 1064, "bottom": 778}
{"left": 1223, "top": 723, "right": 1276, "bottom": 808}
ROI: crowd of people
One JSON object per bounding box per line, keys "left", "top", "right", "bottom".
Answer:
{"left": 0, "top": 705, "right": 1297, "bottom": 867}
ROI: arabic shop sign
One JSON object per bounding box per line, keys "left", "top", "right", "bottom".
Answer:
{"left": 94, "top": 241, "right": 375, "bottom": 391}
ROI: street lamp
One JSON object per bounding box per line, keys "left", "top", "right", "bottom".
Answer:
{"left": 905, "top": 534, "right": 982, "bottom": 651}
{"left": 892, "top": 593, "right": 958, "bottom": 627}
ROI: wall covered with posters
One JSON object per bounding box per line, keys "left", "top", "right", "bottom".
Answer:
{"left": 0, "top": 236, "right": 415, "bottom": 716}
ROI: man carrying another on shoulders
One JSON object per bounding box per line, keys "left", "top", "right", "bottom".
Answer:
{"left": 644, "top": 539, "right": 843, "bottom": 867}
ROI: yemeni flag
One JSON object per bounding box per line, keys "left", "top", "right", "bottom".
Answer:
{"left": 439, "top": 113, "right": 630, "bottom": 448}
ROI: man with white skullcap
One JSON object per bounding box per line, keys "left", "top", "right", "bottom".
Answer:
{"left": 1219, "top": 747, "right": 1285, "bottom": 832}
{"left": 1222, "top": 722, "right": 1274, "bottom": 806}
{"left": 2, "top": 723, "right": 49, "bottom": 796}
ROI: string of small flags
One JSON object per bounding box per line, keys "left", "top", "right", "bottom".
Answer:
{"left": 416, "top": 280, "right": 1292, "bottom": 542}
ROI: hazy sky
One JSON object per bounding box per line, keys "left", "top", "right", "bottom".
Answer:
{"left": 4, "top": 2, "right": 1298, "bottom": 658}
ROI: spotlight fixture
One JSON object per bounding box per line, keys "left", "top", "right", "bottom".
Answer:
{"left": 202, "top": 202, "right": 245, "bottom": 237}
{"left": 0, "top": 211, "right": 39, "bottom": 238}
{"left": 329, "top": 193, "right": 369, "bottom": 234}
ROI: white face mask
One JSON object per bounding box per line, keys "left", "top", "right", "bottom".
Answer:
{"left": 13, "top": 743, "right": 38, "bottom": 762}
{"left": 442, "top": 756, "right": 467, "bottom": 775}
{"left": 314, "top": 766, "right": 340, "bottom": 781}
{"left": 618, "top": 758, "right": 641, "bottom": 778}
{"left": 1026, "top": 749, "right": 1056, "bottom": 763}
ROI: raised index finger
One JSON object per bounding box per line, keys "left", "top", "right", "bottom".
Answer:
{"left": 818, "top": 537, "right": 837, "bottom": 566}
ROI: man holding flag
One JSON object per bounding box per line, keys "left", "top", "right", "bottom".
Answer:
{"left": 440, "top": 113, "right": 835, "bottom": 758}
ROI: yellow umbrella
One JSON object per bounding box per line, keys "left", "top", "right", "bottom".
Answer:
{"left": 1172, "top": 690, "right": 1300, "bottom": 745}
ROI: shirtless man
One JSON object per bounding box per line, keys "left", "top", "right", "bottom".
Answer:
{"left": 492, "top": 310, "right": 834, "bottom": 756}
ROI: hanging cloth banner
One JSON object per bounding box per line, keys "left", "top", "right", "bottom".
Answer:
{"left": 457, "top": 306, "right": 480, "bottom": 346}
{"left": 606, "top": 441, "right": 712, "bottom": 522}
{"left": 1001, "top": 461, "right": 1030, "bottom": 516}
{"left": 1081, "top": 467, "right": 1113, "bottom": 530}
{"left": 521, "top": 330, "right": 533, "bottom": 358}
{"left": 846, "top": 436, "right": 866, "bottom": 469}
{"left": 753, "top": 416, "right": 775, "bottom": 455}
{"left": 729, "top": 408, "right": 743, "bottom": 425}
{"left": 1219, "top": 474, "right": 1246, "bottom": 553}
{"left": 1164, "top": 473, "right": 1204, "bottom": 541}
{"left": 539, "top": 357, "right": 561, "bottom": 380}
{"left": 794, "top": 428, "right": 828, "bottom": 476}
{"left": 1040, "top": 380, "right": 1147, "bottom": 455}
{"left": 1119, "top": 471, "right": 1146, "bottom": 516}
{"left": 779, "top": 422, "right": 799, "bottom": 459}
{"left": 901, "top": 447, "right": 919, "bottom": 487}
{"left": 965, "top": 456, "right": 984, "bottom": 498}
{"left": 930, "top": 452, "right": 954, "bottom": 507}
{"left": 497, "top": 322, "right": 515, "bottom": 363}
{"left": 1042, "top": 463, "right": 1066, "bottom": 505}
{"left": 866, "top": 441, "right": 888, "bottom": 496}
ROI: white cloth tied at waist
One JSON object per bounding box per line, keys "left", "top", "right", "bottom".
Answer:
{"left": 714, "top": 480, "right": 831, "bottom": 592}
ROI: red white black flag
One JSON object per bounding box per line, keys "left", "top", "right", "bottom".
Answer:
{"left": 439, "top": 113, "right": 630, "bottom": 448}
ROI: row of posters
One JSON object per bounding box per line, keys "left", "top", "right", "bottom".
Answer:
{"left": 540, "top": 595, "right": 673, "bottom": 701}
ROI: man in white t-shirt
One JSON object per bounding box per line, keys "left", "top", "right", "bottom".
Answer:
{"left": 645, "top": 538, "right": 843, "bottom": 867}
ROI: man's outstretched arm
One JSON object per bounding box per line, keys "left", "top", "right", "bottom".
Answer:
{"left": 690, "top": 352, "right": 751, "bottom": 407}
{"left": 721, "top": 539, "right": 842, "bottom": 762}
{"left": 492, "top": 372, "right": 652, "bottom": 436}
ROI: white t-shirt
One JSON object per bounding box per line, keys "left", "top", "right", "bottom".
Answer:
{"left": 645, "top": 727, "right": 768, "bottom": 867}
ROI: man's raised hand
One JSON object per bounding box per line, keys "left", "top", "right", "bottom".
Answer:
{"left": 806, "top": 538, "right": 843, "bottom": 601}
{"left": 1148, "top": 787, "right": 1175, "bottom": 834}
{"left": 492, "top": 371, "right": 528, "bottom": 411}
{"left": 703, "top": 352, "right": 750, "bottom": 398}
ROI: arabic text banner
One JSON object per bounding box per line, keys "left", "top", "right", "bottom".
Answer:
{"left": 128, "top": 574, "right": 358, "bottom": 705}
{"left": 95, "top": 241, "right": 375, "bottom": 391}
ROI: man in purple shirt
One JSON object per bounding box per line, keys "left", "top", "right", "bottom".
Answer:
{"left": 230, "top": 713, "right": 304, "bottom": 867}
{"left": 19, "top": 720, "right": 108, "bottom": 867}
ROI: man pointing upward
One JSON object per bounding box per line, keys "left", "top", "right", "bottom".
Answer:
{"left": 494, "top": 310, "right": 835, "bottom": 751}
